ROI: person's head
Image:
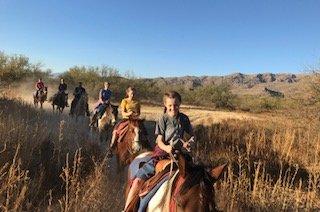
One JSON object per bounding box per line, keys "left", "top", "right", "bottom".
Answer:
{"left": 78, "top": 82, "right": 82, "bottom": 87}
{"left": 38, "top": 78, "right": 42, "bottom": 82}
{"left": 125, "top": 86, "right": 136, "bottom": 100}
{"left": 104, "top": 81, "right": 110, "bottom": 89}
{"left": 163, "top": 91, "right": 181, "bottom": 117}
{"left": 60, "top": 78, "right": 64, "bottom": 84}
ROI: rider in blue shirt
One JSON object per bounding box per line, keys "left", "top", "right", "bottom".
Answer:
{"left": 90, "top": 82, "right": 112, "bottom": 126}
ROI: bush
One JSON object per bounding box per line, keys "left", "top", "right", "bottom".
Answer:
{"left": 0, "top": 52, "right": 51, "bottom": 86}
{"left": 210, "top": 83, "right": 236, "bottom": 109}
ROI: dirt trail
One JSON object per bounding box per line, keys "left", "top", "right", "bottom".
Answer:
{"left": 3, "top": 79, "right": 263, "bottom": 129}
{"left": 9, "top": 81, "right": 263, "bottom": 126}
{"left": 142, "top": 105, "right": 262, "bottom": 126}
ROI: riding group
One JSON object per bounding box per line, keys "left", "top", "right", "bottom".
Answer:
{"left": 33, "top": 78, "right": 227, "bottom": 212}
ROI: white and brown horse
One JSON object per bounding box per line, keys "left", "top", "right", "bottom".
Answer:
{"left": 109, "top": 119, "right": 152, "bottom": 172}
{"left": 33, "top": 87, "right": 48, "bottom": 108}
{"left": 91, "top": 103, "right": 119, "bottom": 143}
{"left": 125, "top": 153, "right": 227, "bottom": 212}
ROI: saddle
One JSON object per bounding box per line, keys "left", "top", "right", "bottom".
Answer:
{"left": 139, "top": 165, "right": 174, "bottom": 197}
{"left": 126, "top": 171, "right": 178, "bottom": 212}
{"left": 155, "top": 159, "right": 172, "bottom": 174}
{"left": 97, "top": 103, "right": 109, "bottom": 118}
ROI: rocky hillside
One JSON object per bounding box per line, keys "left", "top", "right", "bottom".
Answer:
{"left": 144, "top": 73, "right": 300, "bottom": 90}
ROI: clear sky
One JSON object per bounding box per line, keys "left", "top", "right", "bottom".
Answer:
{"left": 1, "top": 0, "right": 320, "bottom": 77}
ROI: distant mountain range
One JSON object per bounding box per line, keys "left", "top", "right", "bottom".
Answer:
{"left": 51, "top": 71, "right": 302, "bottom": 90}
{"left": 143, "top": 73, "right": 300, "bottom": 89}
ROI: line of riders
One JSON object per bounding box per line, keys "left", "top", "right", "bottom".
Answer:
{"left": 33, "top": 78, "right": 226, "bottom": 211}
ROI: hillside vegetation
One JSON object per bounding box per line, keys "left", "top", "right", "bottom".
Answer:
{"left": 3, "top": 51, "right": 318, "bottom": 113}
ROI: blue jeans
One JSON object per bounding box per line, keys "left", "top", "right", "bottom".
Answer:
{"left": 135, "top": 159, "right": 155, "bottom": 180}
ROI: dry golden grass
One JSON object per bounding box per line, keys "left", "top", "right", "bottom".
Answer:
{"left": 141, "top": 104, "right": 263, "bottom": 126}
{"left": 1, "top": 88, "right": 320, "bottom": 211}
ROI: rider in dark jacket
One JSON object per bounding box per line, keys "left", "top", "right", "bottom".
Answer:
{"left": 58, "top": 78, "right": 69, "bottom": 107}
{"left": 70, "top": 82, "right": 89, "bottom": 116}
{"left": 74, "top": 82, "right": 86, "bottom": 100}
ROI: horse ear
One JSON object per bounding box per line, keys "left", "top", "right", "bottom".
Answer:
{"left": 210, "top": 163, "right": 227, "bottom": 180}
{"left": 177, "top": 154, "right": 186, "bottom": 178}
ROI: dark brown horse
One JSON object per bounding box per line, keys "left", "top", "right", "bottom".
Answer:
{"left": 111, "top": 119, "right": 152, "bottom": 169}
{"left": 33, "top": 87, "right": 47, "bottom": 108}
{"left": 50, "top": 92, "right": 67, "bottom": 113}
{"left": 125, "top": 153, "right": 227, "bottom": 212}
{"left": 70, "top": 94, "right": 89, "bottom": 121}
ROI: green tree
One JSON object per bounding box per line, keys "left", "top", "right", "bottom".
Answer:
{"left": 0, "top": 52, "right": 51, "bottom": 86}
{"left": 210, "top": 83, "right": 236, "bottom": 109}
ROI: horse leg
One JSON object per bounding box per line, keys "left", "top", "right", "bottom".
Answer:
{"left": 116, "top": 155, "right": 124, "bottom": 175}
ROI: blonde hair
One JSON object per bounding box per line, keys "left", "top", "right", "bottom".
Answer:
{"left": 125, "top": 86, "right": 136, "bottom": 98}
{"left": 163, "top": 91, "right": 182, "bottom": 113}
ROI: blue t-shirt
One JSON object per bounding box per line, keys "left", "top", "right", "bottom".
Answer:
{"left": 101, "top": 89, "right": 112, "bottom": 102}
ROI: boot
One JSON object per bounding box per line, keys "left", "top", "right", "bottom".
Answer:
{"left": 89, "top": 112, "right": 98, "bottom": 127}
{"left": 110, "top": 132, "right": 117, "bottom": 150}
{"left": 86, "top": 104, "right": 90, "bottom": 116}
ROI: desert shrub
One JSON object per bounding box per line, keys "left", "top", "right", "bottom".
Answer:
{"left": 210, "top": 82, "right": 236, "bottom": 109}
{"left": 259, "top": 97, "right": 282, "bottom": 110}
{"left": 0, "top": 52, "right": 51, "bottom": 86}
{"left": 310, "top": 71, "right": 320, "bottom": 104}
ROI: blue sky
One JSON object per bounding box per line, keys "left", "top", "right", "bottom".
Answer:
{"left": 1, "top": 0, "right": 320, "bottom": 77}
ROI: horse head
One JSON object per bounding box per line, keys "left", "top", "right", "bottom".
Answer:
{"left": 115, "top": 119, "right": 151, "bottom": 166}
{"left": 98, "top": 103, "right": 119, "bottom": 131}
{"left": 174, "top": 153, "right": 227, "bottom": 211}
{"left": 127, "top": 118, "right": 149, "bottom": 154}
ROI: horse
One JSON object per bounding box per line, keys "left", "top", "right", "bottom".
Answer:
{"left": 109, "top": 119, "right": 152, "bottom": 171}
{"left": 50, "top": 92, "right": 67, "bottom": 113}
{"left": 33, "top": 87, "right": 48, "bottom": 108}
{"left": 125, "top": 153, "right": 227, "bottom": 212}
{"left": 90, "top": 103, "right": 119, "bottom": 143}
{"left": 70, "top": 94, "right": 89, "bottom": 121}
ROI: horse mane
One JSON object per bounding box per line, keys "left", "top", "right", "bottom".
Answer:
{"left": 116, "top": 119, "right": 152, "bottom": 165}
{"left": 179, "top": 160, "right": 216, "bottom": 210}
{"left": 98, "top": 104, "right": 117, "bottom": 129}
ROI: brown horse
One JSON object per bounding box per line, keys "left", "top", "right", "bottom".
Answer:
{"left": 125, "top": 153, "right": 227, "bottom": 212}
{"left": 91, "top": 103, "right": 119, "bottom": 143}
{"left": 172, "top": 155, "right": 227, "bottom": 212}
{"left": 111, "top": 119, "right": 152, "bottom": 170}
{"left": 33, "top": 87, "right": 47, "bottom": 108}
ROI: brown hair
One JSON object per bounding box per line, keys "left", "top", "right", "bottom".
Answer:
{"left": 163, "top": 91, "right": 182, "bottom": 113}
{"left": 125, "top": 86, "right": 136, "bottom": 98}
